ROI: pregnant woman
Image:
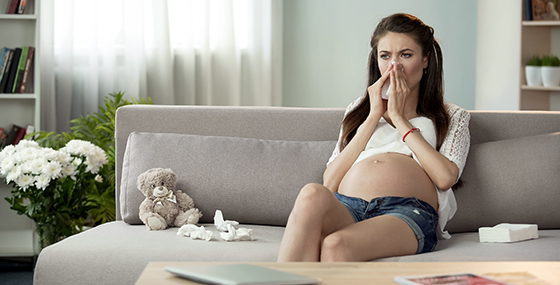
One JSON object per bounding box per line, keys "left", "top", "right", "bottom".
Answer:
{"left": 277, "top": 13, "right": 470, "bottom": 262}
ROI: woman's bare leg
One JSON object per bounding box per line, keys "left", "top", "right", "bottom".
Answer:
{"left": 277, "top": 183, "right": 355, "bottom": 261}
{"left": 320, "top": 215, "right": 418, "bottom": 261}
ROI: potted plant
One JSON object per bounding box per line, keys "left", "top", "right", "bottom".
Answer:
{"left": 541, "top": 55, "right": 560, "bottom": 87}
{"left": 525, "top": 55, "right": 542, "bottom": 87}
{"left": 30, "top": 92, "right": 152, "bottom": 227}
{"left": 1, "top": 140, "right": 108, "bottom": 248}
{"left": 0, "top": 92, "right": 151, "bottom": 249}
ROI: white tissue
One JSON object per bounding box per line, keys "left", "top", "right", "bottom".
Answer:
{"left": 177, "top": 224, "right": 213, "bottom": 241}
{"left": 213, "top": 210, "right": 239, "bottom": 232}
{"left": 236, "top": 227, "right": 254, "bottom": 241}
{"left": 177, "top": 224, "right": 200, "bottom": 236}
{"left": 220, "top": 224, "right": 237, "bottom": 242}
{"left": 213, "top": 210, "right": 255, "bottom": 242}
{"left": 176, "top": 209, "right": 255, "bottom": 242}
{"left": 381, "top": 80, "right": 390, "bottom": 100}
{"left": 190, "top": 228, "right": 213, "bottom": 241}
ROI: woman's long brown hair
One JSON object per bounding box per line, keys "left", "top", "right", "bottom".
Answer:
{"left": 340, "top": 13, "right": 449, "bottom": 152}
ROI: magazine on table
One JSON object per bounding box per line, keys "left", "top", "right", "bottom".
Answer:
{"left": 394, "top": 272, "right": 509, "bottom": 285}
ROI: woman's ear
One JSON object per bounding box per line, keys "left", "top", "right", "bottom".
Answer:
{"left": 423, "top": 54, "right": 430, "bottom": 69}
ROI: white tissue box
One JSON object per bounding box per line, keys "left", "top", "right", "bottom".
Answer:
{"left": 478, "top": 223, "right": 538, "bottom": 243}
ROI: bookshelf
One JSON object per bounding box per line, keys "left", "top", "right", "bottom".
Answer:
{"left": 519, "top": 15, "right": 560, "bottom": 110}
{"left": 0, "top": 0, "right": 40, "bottom": 131}
{"left": 0, "top": 0, "right": 40, "bottom": 257}
{"left": 476, "top": 0, "right": 560, "bottom": 111}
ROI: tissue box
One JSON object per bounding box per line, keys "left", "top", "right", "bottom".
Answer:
{"left": 478, "top": 223, "right": 539, "bottom": 243}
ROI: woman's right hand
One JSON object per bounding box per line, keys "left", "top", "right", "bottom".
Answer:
{"left": 367, "top": 63, "right": 394, "bottom": 118}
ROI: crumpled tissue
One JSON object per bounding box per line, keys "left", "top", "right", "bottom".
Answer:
{"left": 214, "top": 210, "right": 254, "bottom": 242}
{"left": 176, "top": 210, "right": 255, "bottom": 242}
{"left": 213, "top": 210, "right": 239, "bottom": 232}
{"left": 177, "top": 224, "right": 213, "bottom": 241}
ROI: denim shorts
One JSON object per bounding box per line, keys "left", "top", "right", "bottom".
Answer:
{"left": 334, "top": 192, "right": 439, "bottom": 254}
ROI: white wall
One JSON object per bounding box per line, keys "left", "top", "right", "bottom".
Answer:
{"left": 282, "top": 0, "right": 477, "bottom": 110}
{"left": 475, "top": 0, "right": 521, "bottom": 110}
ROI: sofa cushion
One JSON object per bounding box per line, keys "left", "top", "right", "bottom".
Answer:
{"left": 376, "top": 230, "right": 560, "bottom": 262}
{"left": 120, "top": 132, "right": 337, "bottom": 226}
{"left": 34, "top": 221, "right": 284, "bottom": 285}
{"left": 447, "top": 132, "right": 560, "bottom": 233}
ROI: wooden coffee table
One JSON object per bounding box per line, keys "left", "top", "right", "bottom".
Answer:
{"left": 136, "top": 261, "right": 560, "bottom": 284}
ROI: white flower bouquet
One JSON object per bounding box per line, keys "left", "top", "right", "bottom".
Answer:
{"left": 1, "top": 139, "right": 108, "bottom": 248}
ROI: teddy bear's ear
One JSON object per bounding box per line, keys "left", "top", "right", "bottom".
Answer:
{"left": 164, "top": 168, "right": 177, "bottom": 187}
{"left": 137, "top": 168, "right": 158, "bottom": 193}
{"left": 137, "top": 171, "right": 148, "bottom": 192}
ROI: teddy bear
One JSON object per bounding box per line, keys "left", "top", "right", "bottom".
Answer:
{"left": 137, "top": 168, "right": 202, "bottom": 230}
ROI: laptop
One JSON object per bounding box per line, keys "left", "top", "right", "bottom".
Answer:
{"left": 165, "top": 264, "right": 322, "bottom": 285}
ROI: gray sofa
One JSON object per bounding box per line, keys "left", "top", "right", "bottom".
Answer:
{"left": 34, "top": 105, "right": 560, "bottom": 285}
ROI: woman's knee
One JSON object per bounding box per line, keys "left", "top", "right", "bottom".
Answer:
{"left": 299, "top": 183, "right": 331, "bottom": 199}
{"left": 288, "top": 183, "right": 331, "bottom": 219}
{"left": 321, "top": 232, "right": 353, "bottom": 262}
{"left": 293, "top": 183, "right": 331, "bottom": 209}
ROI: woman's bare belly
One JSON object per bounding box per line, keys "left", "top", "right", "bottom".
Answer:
{"left": 338, "top": 152, "right": 438, "bottom": 210}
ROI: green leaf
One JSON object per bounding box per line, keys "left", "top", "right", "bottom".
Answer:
{"left": 542, "top": 55, "right": 560, "bottom": 67}
{"left": 527, "top": 55, "right": 542, "bottom": 66}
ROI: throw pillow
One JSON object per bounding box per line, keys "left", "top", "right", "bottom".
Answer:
{"left": 447, "top": 132, "right": 560, "bottom": 233}
{"left": 120, "top": 132, "right": 337, "bottom": 226}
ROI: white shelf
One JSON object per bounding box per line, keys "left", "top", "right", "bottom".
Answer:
{"left": 0, "top": 14, "right": 37, "bottom": 20}
{"left": 0, "top": 0, "right": 40, "bottom": 257}
{"left": 0, "top": 93, "right": 37, "bottom": 99}
{"left": 0, "top": 229, "right": 35, "bottom": 257}
{"left": 522, "top": 20, "right": 560, "bottom": 26}
{"left": 521, "top": 85, "right": 560, "bottom": 91}
{"left": 519, "top": 0, "right": 558, "bottom": 110}
{"left": 0, "top": 0, "right": 40, "bottom": 129}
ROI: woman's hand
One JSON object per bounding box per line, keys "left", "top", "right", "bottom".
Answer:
{"left": 386, "top": 62, "right": 410, "bottom": 121}
{"left": 367, "top": 63, "right": 393, "bottom": 118}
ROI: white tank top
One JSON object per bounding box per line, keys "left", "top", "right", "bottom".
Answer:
{"left": 353, "top": 116, "right": 437, "bottom": 168}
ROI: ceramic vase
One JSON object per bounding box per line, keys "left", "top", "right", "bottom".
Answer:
{"left": 541, "top": 66, "right": 560, "bottom": 87}
{"left": 525, "top": 66, "right": 542, "bottom": 86}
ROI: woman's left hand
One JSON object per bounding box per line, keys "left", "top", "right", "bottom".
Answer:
{"left": 386, "top": 62, "right": 410, "bottom": 120}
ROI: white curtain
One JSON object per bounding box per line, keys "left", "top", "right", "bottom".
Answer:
{"left": 40, "top": 0, "right": 283, "bottom": 132}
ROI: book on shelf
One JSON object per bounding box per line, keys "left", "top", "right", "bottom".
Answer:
{"left": 4, "top": 0, "right": 27, "bottom": 15}
{"left": 0, "top": 48, "right": 12, "bottom": 87}
{"left": 12, "top": 46, "right": 28, "bottom": 93}
{"left": 0, "top": 124, "right": 33, "bottom": 149}
{"left": 3, "top": 47, "right": 21, "bottom": 93}
{"left": 0, "top": 46, "right": 34, "bottom": 94}
{"left": 17, "top": 0, "right": 27, "bottom": 14}
{"left": 478, "top": 223, "right": 538, "bottom": 243}
{"left": 19, "top": 47, "right": 34, "bottom": 93}
{"left": 0, "top": 48, "right": 15, "bottom": 93}
{"left": 526, "top": 0, "right": 533, "bottom": 20}
{"left": 12, "top": 124, "right": 26, "bottom": 145}
{"left": 24, "top": 52, "right": 34, "bottom": 93}
{"left": 5, "top": 0, "right": 19, "bottom": 14}
{"left": 24, "top": 124, "right": 34, "bottom": 139}
{"left": 394, "top": 272, "right": 508, "bottom": 285}
{"left": 0, "top": 128, "right": 5, "bottom": 148}
{"left": 1, "top": 124, "right": 22, "bottom": 149}
{"left": 531, "top": 0, "right": 560, "bottom": 21}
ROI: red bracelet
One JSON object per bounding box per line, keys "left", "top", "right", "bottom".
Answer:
{"left": 402, "top": 127, "right": 420, "bottom": 142}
